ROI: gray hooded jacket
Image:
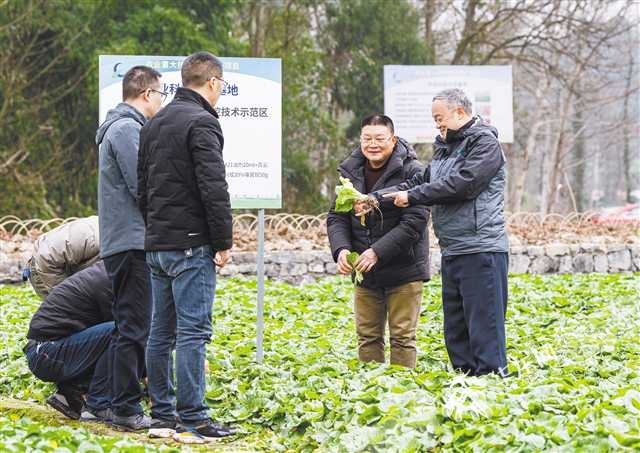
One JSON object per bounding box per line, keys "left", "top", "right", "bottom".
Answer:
{"left": 96, "top": 103, "right": 146, "bottom": 258}
{"left": 379, "top": 117, "right": 508, "bottom": 256}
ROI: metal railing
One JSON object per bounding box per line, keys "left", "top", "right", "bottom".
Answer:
{"left": 0, "top": 216, "right": 81, "bottom": 237}
{"left": 1, "top": 212, "right": 637, "bottom": 244}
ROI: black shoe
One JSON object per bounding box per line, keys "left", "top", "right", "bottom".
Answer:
{"left": 174, "top": 419, "right": 235, "bottom": 443}
{"left": 111, "top": 413, "right": 151, "bottom": 432}
{"left": 80, "top": 406, "right": 113, "bottom": 423}
{"left": 46, "top": 391, "right": 84, "bottom": 420}
{"left": 148, "top": 417, "right": 177, "bottom": 438}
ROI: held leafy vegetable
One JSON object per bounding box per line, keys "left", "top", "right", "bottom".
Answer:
{"left": 346, "top": 251, "right": 364, "bottom": 285}
{"left": 334, "top": 177, "right": 369, "bottom": 212}
{"left": 334, "top": 177, "right": 378, "bottom": 226}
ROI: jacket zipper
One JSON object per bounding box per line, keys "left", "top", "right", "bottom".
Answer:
{"left": 473, "top": 199, "right": 478, "bottom": 232}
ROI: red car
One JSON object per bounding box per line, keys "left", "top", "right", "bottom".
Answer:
{"left": 590, "top": 204, "right": 640, "bottom": 226}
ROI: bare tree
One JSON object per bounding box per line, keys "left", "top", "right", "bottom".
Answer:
{"left": 622, "top": 45, "right": 638, "bottom": 203}
{"left": 421, "top": 0, "right": 639, "bottom": 212}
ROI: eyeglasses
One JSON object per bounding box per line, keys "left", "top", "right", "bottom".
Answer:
{"left": 141, "top": 88, "right": 168, "bottom": 102}
{"left": 211, "top": 75, "right": 229, "bottom": 90}
{"left": 360, "top": 136, "right": 393, "bottom": 146}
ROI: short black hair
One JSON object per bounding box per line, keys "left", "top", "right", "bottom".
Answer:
{"left": 181, "top": 51, "right": 223, "bottom": 88}
{"left": 361, "top": 114, "right": 394, "bottom": 134}
{"left": 122, "top": 66, "right": 162, "bottom": 101}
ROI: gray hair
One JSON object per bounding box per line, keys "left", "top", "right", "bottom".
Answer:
{"left": 432, "top": 89, "right": 473, "bottom": 115}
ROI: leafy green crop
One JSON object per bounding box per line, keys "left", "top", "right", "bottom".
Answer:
{"left": 1, "top": 273, "right": 639, "bottom": 452}
{"left": 0, "top": 415, "right": 178, "bottom": 452}
{"left": 346, "top": 251, "right": 364, "bottom": 284}
{"left": 334, "top": 176, "right": 369, "bottom": 213}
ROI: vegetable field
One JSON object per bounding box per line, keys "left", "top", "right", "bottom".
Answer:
{"left": 1, "top": 273, "right": 638, "bottom": 452}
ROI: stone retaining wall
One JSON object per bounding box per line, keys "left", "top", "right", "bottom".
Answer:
{"left": 1, "top": 238, "right": 638, "bottom": 285}
{"left": 219, "top": 244, "right": 639, "bottom": 282}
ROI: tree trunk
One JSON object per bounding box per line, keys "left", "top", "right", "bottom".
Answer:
{"left": 451, "top": 0, "right": 478, "bottom": 64}
{"left": 423, "top": 0, "right": 436, "bottom": 63}
{"left": 622, "top": 49, "right": 634, "bottom": 203}
{"left": 572, "top": 88, "right": 586, "bottom": 211}
{"left": 540, "top": 121, "right": 552, "bottom": 214}
{"left": 546, "top": 91, "right": 574, "bottom": 213}
{"left": 513, "top": 79, "right": 548, "bottom": 212}
{"left": 249, "top": 0, "right": 270, "bottom": 57}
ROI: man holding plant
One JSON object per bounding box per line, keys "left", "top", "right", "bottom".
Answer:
{"left": 327, "top": 114, "right": 430, "bottom": 369}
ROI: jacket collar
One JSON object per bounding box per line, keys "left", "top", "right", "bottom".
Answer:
{"left": 434, "top": 116, "right": 481, "bottom": 153}
{"left": 95, "top": 102, "right": 146, "bottom": 145}
{"left": 174, "top": 87, "right": 219, "bottom": 118}
{"left": 444, "top": 116, "right": 476, "bottom": 143}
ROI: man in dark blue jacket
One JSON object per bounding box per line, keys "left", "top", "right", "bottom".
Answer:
{"left": 137, "top": 51, "right": 233, "bottom": 443}
{"left": 374, "top": 89, "right": 509, "bottom": 377}
{"left": 328, "top": 114, "right": 430, "bottom": 369}
{"left": 24, "top": 262, "right": 114, "bottom": 421}
{"left": 96, "top": 65, "right": 164, "bottom": 431}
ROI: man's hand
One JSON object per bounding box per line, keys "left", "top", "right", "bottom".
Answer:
{"left": 337, "top": 249, "right": 353, "bottom": 275}
{"left": 355, "top": 248, "right": 378, "bottom": 273}
{"left": 383, "top": 191, "right": 409, "bottom": 208}
{"left": 214, "top": 249, "right": 231, "bottom": 267}
{"left": 354, "top": 195, "right": 378, "bottom": 216}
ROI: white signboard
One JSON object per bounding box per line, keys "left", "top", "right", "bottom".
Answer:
{"left": 384, "top": 65, "right": 514, "bottom": 143}
{"left": 99, "top": 55, "right": 282, "bottom": 209}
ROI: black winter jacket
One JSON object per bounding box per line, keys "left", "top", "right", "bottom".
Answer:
{"left": 27, "top": 261, "right": 113, "bottom": 341}
{"left": 327, "top": 138, "right": 430, "bottom": 289}
{"left": 137, "top": 88, "right": 232, "bottom": 252}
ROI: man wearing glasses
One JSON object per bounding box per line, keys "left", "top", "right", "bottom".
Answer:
{"left": 137, "top": 51, "right": 233, "bottom": 443}
{"left": 96, "top": 65, "right": 165, "bottom": 430}
{"left": 327, "top": 114, "right": 430, "bottom": 369}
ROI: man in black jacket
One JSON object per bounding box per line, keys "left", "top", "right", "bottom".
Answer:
{"left": 23, "top": 261, "right": 114, "bottom": 421}
{"left": 327, "top": 114, "right": 430, "bottom": 368}
{"left": 137, "top": 51, "right": 233, "bottom": 443}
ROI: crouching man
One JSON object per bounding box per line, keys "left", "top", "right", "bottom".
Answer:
{"left": 25, "top": 216, "right": 100, "bottom": 299}
{"left": 23, "top": 261, "right": 115, "bottom": 421}
{"left": 327, "top": 114, "right": 430, "bottom": 368}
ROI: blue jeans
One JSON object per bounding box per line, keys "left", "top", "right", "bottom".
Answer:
{"left": 146, "top": 246, "right": 216, "bottom": 424}
{"left": 25, "top": 321, "right": 115, "bottom": 411}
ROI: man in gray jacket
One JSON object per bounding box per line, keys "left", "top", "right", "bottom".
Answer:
{"left": 96, "top": 66, "right": 165, "bottom": 430}
{"left": 372, "top": 89, "right": 509, "bottom": 377}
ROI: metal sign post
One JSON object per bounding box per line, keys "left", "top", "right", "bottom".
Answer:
{"left": 256, "top": 209, "right": 265, "bottom": 362}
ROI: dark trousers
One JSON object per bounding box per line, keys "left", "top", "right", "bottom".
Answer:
{"left": 25, "top": 321, "right": 115, "bottom": 411}
{"left": 441, "top": 252, "right": 508, "bottom": 376}
{"left": 103, "top": 250, "right": 151, "bottom": 416}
